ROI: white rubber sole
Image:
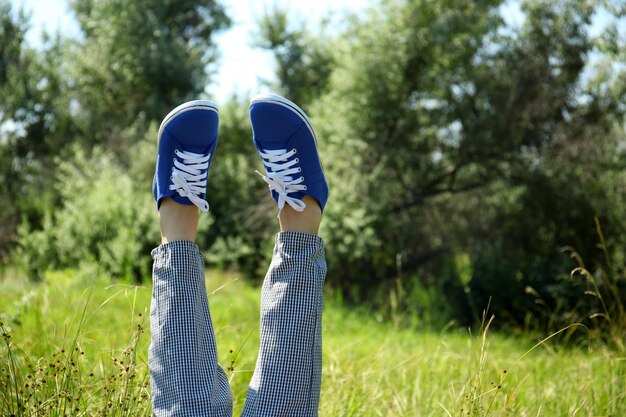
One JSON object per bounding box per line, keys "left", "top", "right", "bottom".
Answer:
{"left": 250, "top": 93, "right": 317, "bottom": 144}
{"left": 158, "top": 99, "right": 219, "bottom": 141}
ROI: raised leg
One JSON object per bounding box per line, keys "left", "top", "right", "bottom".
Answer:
{"left": 241, "top": 230, "right": 326, "bottom": 417}
{"left": 149, "top": 236, "right": 233, "bottom": 417}
{"left": 243, "top": 93, "right": 330, "bottom": 417}
{"left": 149, "top": 98, "right": 231, "bottom": 417}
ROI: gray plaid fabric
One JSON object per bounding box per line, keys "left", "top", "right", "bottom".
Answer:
{"left": 149, "top": 232, "right": 327, "bottom": 417}
{"left": 241, "top": 232, "right": 326, "bottom": 417}
{"left": 149, "top": 240, "right": 232, "bottom": 417}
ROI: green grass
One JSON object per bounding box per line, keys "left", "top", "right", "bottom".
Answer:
{"left": 1, "top": 269, "right": 624, "bottom": 416}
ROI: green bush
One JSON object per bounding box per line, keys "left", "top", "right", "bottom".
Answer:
{"left": 12, "top": 100, "right": 286, "bottom": 284}
{"left": 15, "top": 147, "right": 160, "bottom": 282}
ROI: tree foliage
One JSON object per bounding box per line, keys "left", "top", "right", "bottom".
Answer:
{"left": 256, "top": 9, "right": 335, "bottom": 107}
{"left": 0, "top": 0, "right": 229, "bottom": 260}
{"left": 69, "top": 0, "right": 230, "bottom": 143}
{"left": 261, "top": 0, "right": 626, "bottom": 327}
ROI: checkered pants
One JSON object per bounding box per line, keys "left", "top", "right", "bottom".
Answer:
{"left": 149, "top": 232, "right": 327, "bottom": 417}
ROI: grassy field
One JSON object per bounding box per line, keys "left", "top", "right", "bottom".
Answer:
{"left": 1, "top": 269, "right": 624, "bottom": 416}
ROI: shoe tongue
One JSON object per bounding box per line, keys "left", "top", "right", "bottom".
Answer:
{"left": 179, "top": 142, "right": 212, "bottom": 155}
{"left": 254, "top": 132, "right": 293, "bottom": 146}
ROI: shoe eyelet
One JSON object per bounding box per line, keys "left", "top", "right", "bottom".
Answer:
{"left": 295, "top": 158, "right": 299, "bottom": 163}
{"left": 300, "top": 176, "right": 304, "bottom": 181}
{"left": 303, "top": 185, "right": 308, "bottom": 190}
{"left": 172, "top": 158, "right": 176, "bottom": 163}
{"left": 292, "top": 148, "right": 297, "bottom": 153}
{"left": 297, "top": 168, "right": 302, "bottom": 173}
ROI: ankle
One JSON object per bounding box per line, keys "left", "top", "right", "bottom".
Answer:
{"left": 159, "top": 198, "right": 199, "bottom": 243}
{"left": 279, "top": 195, "right": 322, "bottom": 234}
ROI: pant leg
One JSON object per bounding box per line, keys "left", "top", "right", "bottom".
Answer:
{"left": 241, "top": 232, "right": 327, "bottom": 417}
{"left": 149, "top": 240, "right": 232, "bottom": 417}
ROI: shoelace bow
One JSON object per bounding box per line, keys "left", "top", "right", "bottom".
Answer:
{"left": 255, "top": 148, "right": 307, "bottom": 214}
{"left": 170, "top": 149, "right": 211, "bottom": 212}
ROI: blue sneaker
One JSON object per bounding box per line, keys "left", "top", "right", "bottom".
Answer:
{"left": 250, "top": 94, "right": 329, "bottom": 213}
{"left": 152, "top": 100, "right": 219, "bottom": 212}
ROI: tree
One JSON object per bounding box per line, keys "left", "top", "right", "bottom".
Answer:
{"left": 0, "top": 2, "right": 72, "bottom": 257}
{"left": 256, "top": 8, "right": 335, "bottom": 108}
{"left": 69, "top": 0, "right": 231, "bottom": 149}
{"left": 0, "top": 0, "right": 25, "bottom": 254}
{"left": 1, "top": 0, "right": 231, "bottom": 275}
{"left": 264, "top": 0, "right": 626, "bottom": 327}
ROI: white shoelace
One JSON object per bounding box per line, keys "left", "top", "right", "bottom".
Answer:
{"left": 170, "top": 149, "right": 211, "bottom": 212}
{"left": 255, "top": 148, "right": 307, "bottom": 214}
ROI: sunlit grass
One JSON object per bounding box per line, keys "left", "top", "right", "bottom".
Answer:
{"left": 1, "top": 269, "right": 624, "bottom": 416}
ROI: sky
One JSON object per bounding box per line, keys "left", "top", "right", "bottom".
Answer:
{"left": 13, "top": 0, "right": 371, "bottom": 104}
{"left": 11, "top": 0, "right": 620, "bottom": 104}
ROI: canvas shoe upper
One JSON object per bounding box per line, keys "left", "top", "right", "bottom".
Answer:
{"left": 152, "top": 100, "right": 219, "bottom": 212}
{"left": 250, "top": 94, "right": 329, "bottom": 213}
